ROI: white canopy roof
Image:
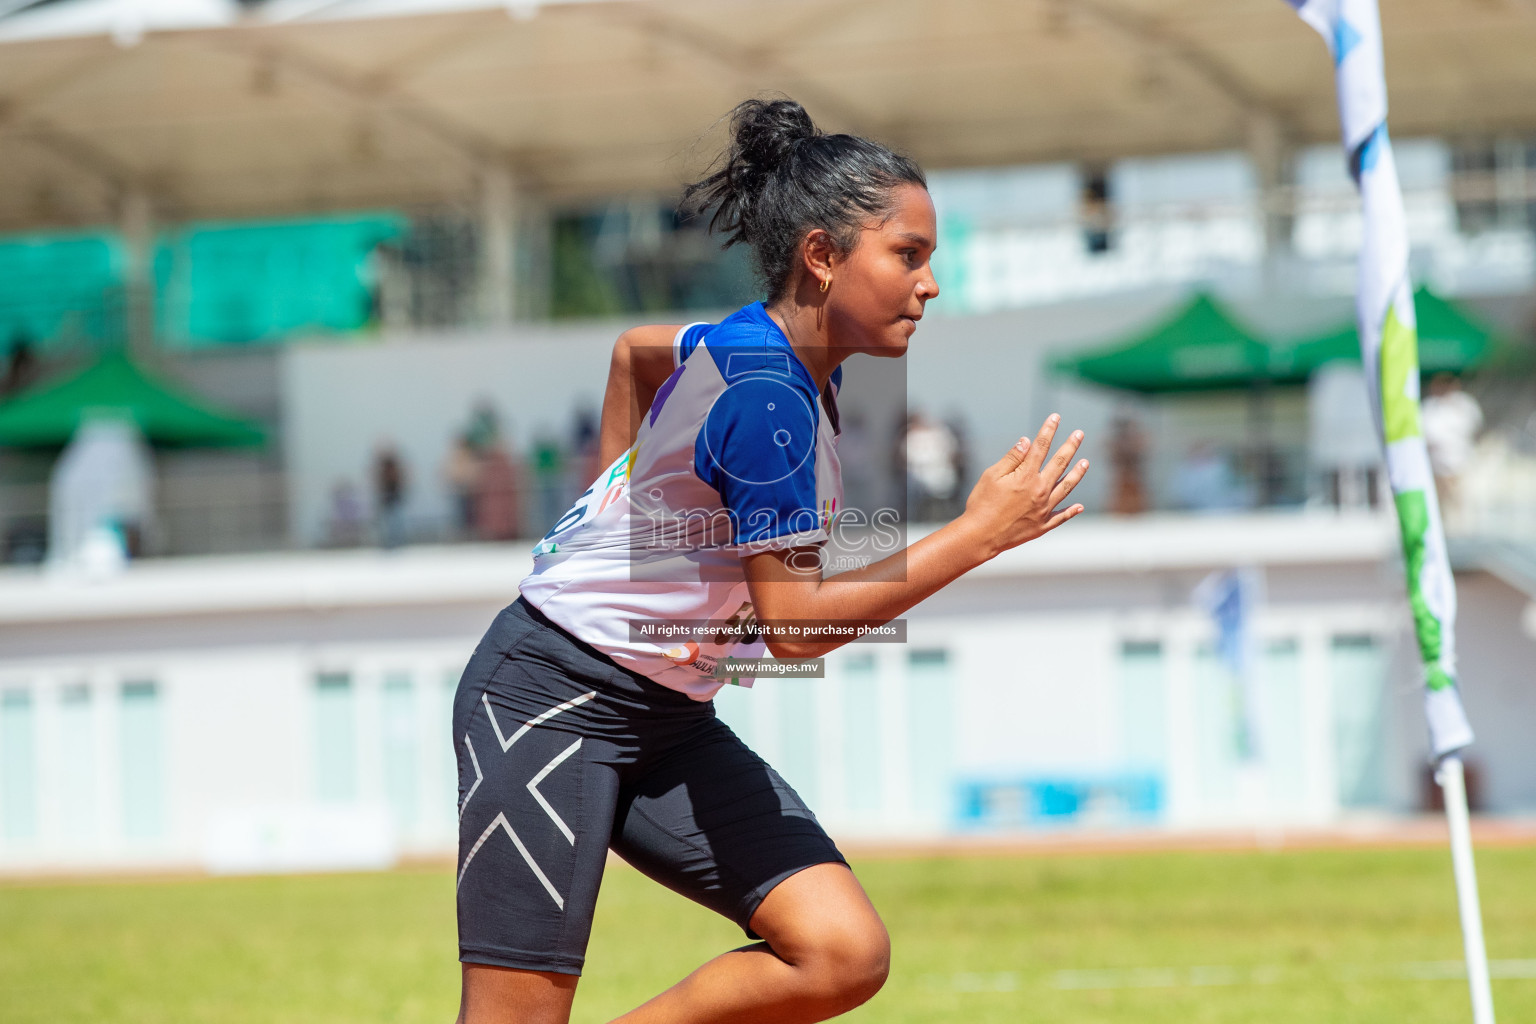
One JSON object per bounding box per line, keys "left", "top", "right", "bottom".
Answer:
{"left": 1, "top": 0, "right": 1533, "bottom": 229}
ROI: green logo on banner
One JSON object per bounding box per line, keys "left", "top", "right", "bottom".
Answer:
{"left": 1380, "top": 304, "right": 1422, "bottom": 444}
{"left": 1394, "top": 489, "right": 1451, "bottom": 690}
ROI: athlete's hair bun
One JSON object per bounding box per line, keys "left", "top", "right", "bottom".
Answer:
{"left": 683, "top": 96, "right": 925, "bottom": 302}
{"left": 730, "top": 99, "right": 818, "bottom": 179}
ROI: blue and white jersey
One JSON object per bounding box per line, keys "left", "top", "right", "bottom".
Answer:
{"left": 519, "top": 301, "right": 844, "bottom": 700}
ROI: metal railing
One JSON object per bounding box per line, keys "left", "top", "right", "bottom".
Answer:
{"left": 0, "top": 470, "right": 288, "bottom": 562}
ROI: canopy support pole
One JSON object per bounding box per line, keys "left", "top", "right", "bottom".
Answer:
{"left": 1247, "top": 112, "right": 1293, "bottom": 292}
{"left": 479, "top": 164, "right": 518, "bottom": 329}
{"left": 1436, "top": 754, "right": 1496, "bottom": 1024}
{"left": 517, "top": 187, "right": 552, "bottom": 323}
{"left": 119, "top": 187, "right": 155, "bottom": 356}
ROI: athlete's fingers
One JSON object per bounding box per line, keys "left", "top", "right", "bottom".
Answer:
{"left": 992, "top": 432, "right": 1035, "bottom": 475}
{"left": 1044, "top": 429, "right": 1084, "bottom": 480}
{"left": 1042, "top": 503, "right": 1086, "bottom": 533}
{"left": 1049, "top": 459, "right": 1090, "bottom": 507}
{"left": 1017, "top": 414, "right": 1060, "bottom": 474}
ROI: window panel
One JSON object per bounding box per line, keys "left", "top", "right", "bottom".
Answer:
{"left": 1, "top": 688, "right": 37, "bottom": 841}
{"left": 314, "top": 673, "right": 357, "bottom": 803}
{"left": 120, "top": 681, "right": 164, "bottom": 840}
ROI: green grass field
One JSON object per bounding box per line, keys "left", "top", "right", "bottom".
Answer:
{"left": 2, "top": 845, "right": 1533, "bottom": 1023}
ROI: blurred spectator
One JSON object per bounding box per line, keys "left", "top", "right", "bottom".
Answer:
{"left": 465, "top": 400, "right": 501, "bottom": 452}
{"left": 902, "top": 411, "right": 959, "bottom": 522}
{"left": 1108, "top": 414, "right": 1148, "bottom": 515}
{"left": 1308, "top": 362, "right": 1380, "bottom": 509}
{"left": 944, "top": 411, "right": 971, "bottom": 519}
{"left": 2, "top": 333, "right": 38, "bottom": 399}
{"left": 1174, "top": 442, "right": 1250, "bottom": 512}
{"left": 531, "top": 434, "right": 567, "bottom": 535}
{"left": 838, "top": 409, "right": 877, "bottom": 517}
{"left": 3, "top": 516, "right": 46, "bottom": 564}
{"left": 1081, "top": 166, "right": 1114, "bottom": 254}
{"left": 373, "top": 443, "right": 409, "bottom": 548}
{"left": 571, "top": 404, "right": 602, "bottom": 489}
{"left": 49, "top": 417, "right": 154, "bottom": 567}
{"left": 326, "top": 479, "right": 366, "bottom": 547}
{"left": 362, "top": 239, "right": 408, "bottom": 331}
{"left": 1421, "top": 373, "right": 1483, "bottom": 521}
{"left": 889, "top": 410, "right": 911, "bottom": 514}
{"left": 443, "top": 433, "right": 481, "bottom": 538}
{"left": 474, "top": 441, "right": 524, "bottom": 541}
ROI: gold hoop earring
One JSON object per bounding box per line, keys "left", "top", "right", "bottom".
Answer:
{"left": 819, "top": 278, "right": 830, "bottom": 293}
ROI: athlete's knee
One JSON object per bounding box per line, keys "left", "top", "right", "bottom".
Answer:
{"left": 797, "top": 915, "right": 891, "bottom": 1010}
{"left": 750, "top": 864, "right": 891, "bottom": 1010}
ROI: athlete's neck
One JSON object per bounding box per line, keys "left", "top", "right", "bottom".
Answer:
{"left": 764, "top": 300, "right": 842, "bottom": 393}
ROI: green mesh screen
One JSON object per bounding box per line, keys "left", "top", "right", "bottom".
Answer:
{"left": 157, "top": 213, "right": 406, "bottom": 346}
{"left": 0, "top": 233, "right": 123, "bottom": 352}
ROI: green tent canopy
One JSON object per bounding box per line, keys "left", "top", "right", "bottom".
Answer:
{"left": 1049, "top": 293, "right": 1275, "bottom": 394}
{"left": 1051, "top": 288, "right": 1501, "bottom": 394}
{"left": 0, "top": 350, "right": 265, "bottom": 448}
{"left": 1274, "top": 286, "right": 1501, "bottom": 378}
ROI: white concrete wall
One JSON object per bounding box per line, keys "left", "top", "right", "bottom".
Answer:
{"left": 1, "top": 511, "right": 1531, "bottom": 874}
{"left": 280, "top": 290, "right": 1310, "bottom": 545}
{"left": 1434, "top": 572, "right": 1536, "bottom": 812}
{"left": 272, "top": 284, "right": 1531, "bottom": 546}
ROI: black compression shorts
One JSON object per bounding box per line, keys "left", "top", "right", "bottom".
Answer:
{"left": 454, "top": 595, "right": 846, "bottom": 976}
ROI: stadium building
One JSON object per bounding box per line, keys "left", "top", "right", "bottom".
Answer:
{"left": 1, "top": 0, "right": 1535, "bottom": 874}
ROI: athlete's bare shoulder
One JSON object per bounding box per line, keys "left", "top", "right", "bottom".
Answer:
{"left": 618, "top": 323, "right": 686, "bottom": 350}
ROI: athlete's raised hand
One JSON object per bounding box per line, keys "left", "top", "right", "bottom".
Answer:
{"left": 959, "top": 413, "right": 1089, "bottom": 559}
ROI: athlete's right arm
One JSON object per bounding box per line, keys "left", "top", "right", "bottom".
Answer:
{"left": 742, "top": 415, "right": 1089, "bottom": 660}
{"left": 597, "top": 324, "right": 682, "bottom": 469}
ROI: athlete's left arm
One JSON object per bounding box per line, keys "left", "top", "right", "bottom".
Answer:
{"left": 597, "top": 324, "right": 682, "bottom": 468}
{"left": 743, "top": 417, "right": 1089, "bottom": 659}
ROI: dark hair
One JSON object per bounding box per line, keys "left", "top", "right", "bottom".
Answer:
{"left": 682, "top": 98, "right": 927, "bottom": 302}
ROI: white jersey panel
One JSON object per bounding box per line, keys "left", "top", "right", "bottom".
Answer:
{"left": 519, "top": 302, "right": 844, "bottom": 700}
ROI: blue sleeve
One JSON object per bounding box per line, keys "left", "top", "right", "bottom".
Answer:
{"left": 694, "top": 375, "right": 827, "bottom": 549}
{"left": 674, "top": 322, "right": 710, "bottom": 367}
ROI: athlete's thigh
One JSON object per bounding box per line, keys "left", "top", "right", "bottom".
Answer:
{"left": 609, "top": 716, "right": 847, "bottom": 934}
{"left": 458, "top": 963, "right": 577, "bottom": 1024}
{"left": 454, "top": 605, "right": 623, "bottom": 977}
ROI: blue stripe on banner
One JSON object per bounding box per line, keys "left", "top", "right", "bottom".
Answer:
{"left": 1350, "top": 124, "right": 1387, "bottom": 183}
{"left": 1333, "top": 18, "right": 1362, "bottom": 66}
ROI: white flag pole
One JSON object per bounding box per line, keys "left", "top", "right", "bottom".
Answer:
{"left": 1284, "top": 2, "right": 1494, "bottom": 1018}
{"left": 1437, "top": 755, "right": 1496, "bottom": 1024}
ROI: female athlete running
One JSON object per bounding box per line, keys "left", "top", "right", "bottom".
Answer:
{"left": 453, "top": 97, "right": 1089, "bottom": 1024}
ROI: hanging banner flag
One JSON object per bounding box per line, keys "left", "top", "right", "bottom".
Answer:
{"left": 1194, "top": 568, "right": 1265, "bottom": 763}
{"left": 1286, "top": 0, "right": 1473, "bottom": 757}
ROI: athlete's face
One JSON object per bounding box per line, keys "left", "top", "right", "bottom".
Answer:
{"left": 825, "top": 183, "right": 939, "bottom": 357}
